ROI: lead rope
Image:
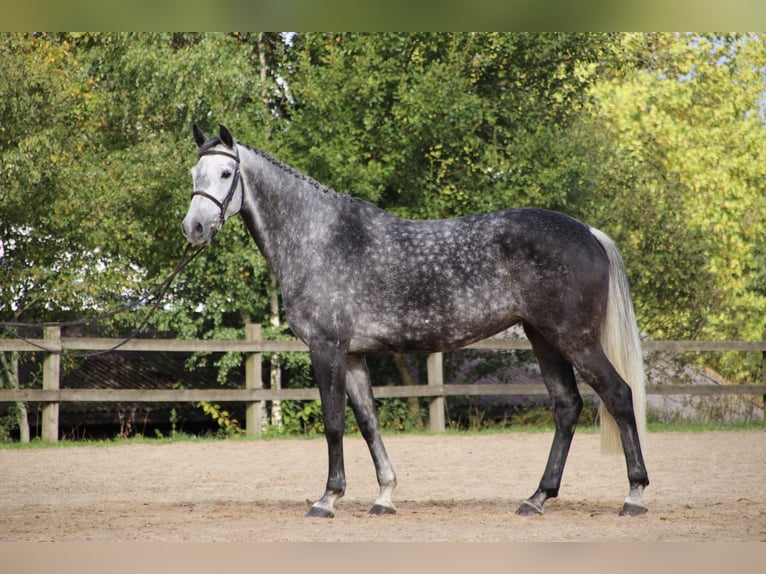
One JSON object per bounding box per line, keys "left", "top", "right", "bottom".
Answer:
{"left": 0, "top": 243, "right": 207, "bottom": 357}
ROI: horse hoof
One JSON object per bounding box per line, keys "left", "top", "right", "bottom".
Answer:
{"left": 369, "top": 504, "right": 397, "bottom": 516}
{"left": 306, "top": 505, "right": 335, "bottom": 519}
{"left": 515, "top": 500, "right": 543, "bottom": 516}
{"left": 619, "top": 502, "right": 648, "bottom": 517}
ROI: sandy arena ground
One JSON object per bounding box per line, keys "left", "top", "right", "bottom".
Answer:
{"left": 0, "top": 430, "right": 764, "bottom": 542}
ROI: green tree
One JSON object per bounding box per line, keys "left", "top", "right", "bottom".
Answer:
{"left": 5, "top": 32, "right": 765, "bottom": 435}
{"left": 584, "top": 33, "right": 766, "bottom": 381}
{"left": 0, "top": 33, "right": 289, "bottom": 435}
{"left": 274, "top": 32, "right": 629, "bottom": 219}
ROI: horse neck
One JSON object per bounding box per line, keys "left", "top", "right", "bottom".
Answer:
{"left": 238, "top": 146, "right": 334, "bottom": 277}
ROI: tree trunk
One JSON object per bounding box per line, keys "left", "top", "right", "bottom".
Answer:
{"left": 392, "top": 353, "right": 422, "bottom": 423}
{"left": 269, "top": 274, "right": 282, "bottom": 428}
{"left": 1, "top": 352, "right": 30, "bottom": 442}
{"left": 258, "top": 32, "right": 272, "bottom": 141}
{"left": 258, "top": 31, "right": 282, "bottom": 429}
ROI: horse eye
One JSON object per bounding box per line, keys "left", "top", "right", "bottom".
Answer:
{"left": 221, "top": 169, "right": 232, "bottom": 179}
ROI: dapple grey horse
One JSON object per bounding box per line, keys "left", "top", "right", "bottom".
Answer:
{"left": 182, "top": 124, "right": 649, "bottom": 518}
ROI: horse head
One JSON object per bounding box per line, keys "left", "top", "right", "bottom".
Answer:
{"left": 182, "top": 124, "right": 244, "bottom": 245}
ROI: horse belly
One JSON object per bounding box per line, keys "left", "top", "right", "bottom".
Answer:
{"left": 348, "top": 297, "right": 520, "bottom": 354}
{"left": 347, "top": 245, "right": 525, "bottom": 353}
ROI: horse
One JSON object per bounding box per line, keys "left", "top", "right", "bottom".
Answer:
{"left": 182, "top": 124, "right": 649, "bottom": 518}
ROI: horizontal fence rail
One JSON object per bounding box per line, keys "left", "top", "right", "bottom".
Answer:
{"left": 1, "top": 324, "right": 765, "bottom": 440}
{"left": 6, "top": 337, "right": 766, "bottom": 353}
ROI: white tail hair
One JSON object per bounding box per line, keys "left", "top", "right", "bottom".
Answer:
{"left": 589, "top": 227, "right": 646, "bottom": 455}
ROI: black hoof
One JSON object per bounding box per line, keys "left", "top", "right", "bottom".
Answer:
{"left": 306, "top": 505, "right": 335, "bottom": 519}
{"left": 515, "top": 500, "right": 543, "bottom": 516}
{"left": 369, "top": 504, "right": 396, "bottom": 516}
{"left": 619, "top": 502, "right": 648, "bottom": 517}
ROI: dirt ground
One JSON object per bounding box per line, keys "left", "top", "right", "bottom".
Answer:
{"left": 0, "top": 430, "right": 764, "bottom": 542}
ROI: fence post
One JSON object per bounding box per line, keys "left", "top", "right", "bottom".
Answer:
{"left": 427, "top": 352, "right": 445, "bottom": 432}
{"left": 245, "top": 323, "right": 265, "bottom": 436}
{"left": 245, "top": 323, "right": 266, "bottom": 436}
{"left": 42, "top": 326, "right": 60, "bottom": 442}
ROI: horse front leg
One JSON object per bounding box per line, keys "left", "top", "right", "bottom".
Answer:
{"left": 306, "top": 341, "right": 349, "bottom": 518}
{"left": 346, "top": 355, "right": 398, "bottom": 515}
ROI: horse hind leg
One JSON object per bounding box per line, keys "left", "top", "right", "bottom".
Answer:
{"left": 345, "top": 355, "right": 398, "bottom": 515}
{"left": 571, "top": 345, "right": 650, "bottom": 516}
{"left": 517, "top": 323, "right": 583, "bottom": 516}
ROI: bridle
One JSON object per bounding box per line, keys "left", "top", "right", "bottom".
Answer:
{"left": 191, "top": 146, "right": 244, "bottom": 228}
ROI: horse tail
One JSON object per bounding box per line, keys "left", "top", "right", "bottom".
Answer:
{"left": 589, "top": 227, "right": 647, "bottom": 455}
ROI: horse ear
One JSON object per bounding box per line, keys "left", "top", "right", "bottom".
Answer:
{"left": 192, "top": 124, "right": 207, "bottom": 148}
{"left": 219, "top": 124, "right": 235, "bottom": 148}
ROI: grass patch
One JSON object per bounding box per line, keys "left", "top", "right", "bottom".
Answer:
{"left": 0, "top": 419, "right": 761, "bottom": 449}
{"left": 647, "top": 420, "right": 763, "bottom": 433}
{"left": 0, "top": 432, "right": 217, "bottom": 450}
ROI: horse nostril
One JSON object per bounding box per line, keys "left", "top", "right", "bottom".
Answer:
{"left": 182, "top": 218, "right": 205, "bottom": 242}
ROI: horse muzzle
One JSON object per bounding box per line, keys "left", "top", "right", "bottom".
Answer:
{"left": 182, "top": 215, "right": 219, "bottom": 246}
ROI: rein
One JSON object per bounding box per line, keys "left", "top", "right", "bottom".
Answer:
{"left": 0, "top": 243, "right": 207, "bottom": 357}
{"left": 191, "top": 147, "right": 243, "bottom": 228}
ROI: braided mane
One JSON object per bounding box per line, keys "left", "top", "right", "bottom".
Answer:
{"left": 196, "top": 135, "right": 365, "bottom": 206}
{"left": 242, "top": 143, "right": 362, "bottom": 205}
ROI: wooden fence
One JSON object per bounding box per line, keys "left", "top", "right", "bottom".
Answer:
{"left": 1, "top": 323, "right": 765, "bottom": 440}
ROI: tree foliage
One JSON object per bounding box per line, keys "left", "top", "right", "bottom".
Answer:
{"left": 276, "top": 32, "right": 624, "bottom": 218}
{"left": 583, "top": 33, "right": 766, "bottom": 381}
{"left": 2, "top": 32, "right": 766, "bottom": 395}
